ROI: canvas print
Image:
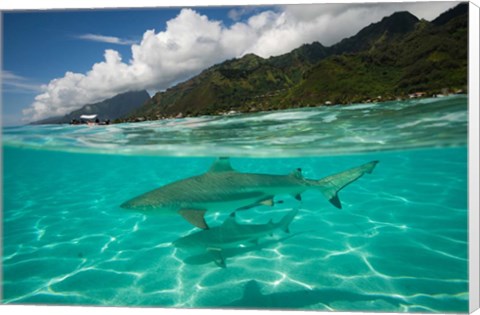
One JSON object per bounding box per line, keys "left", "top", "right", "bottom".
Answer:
{"left": 1, "top": 1, "right": 470, "bottom": 312}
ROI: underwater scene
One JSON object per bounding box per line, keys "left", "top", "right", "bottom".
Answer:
{"left": 2, "top": 95, "right": 469, "bottom": 312}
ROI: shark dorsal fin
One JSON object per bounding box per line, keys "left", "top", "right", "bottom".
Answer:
{"left": 221, "top": 212, "right": 238, "bottom": 228}
{"left": 209, "top": 157, "right": 234, "bottom": 173}
{"left": 290, "top": 168, "right": 304, "bottom": 179}
{"left": 293, "top": 194, "right": 302, "bottom": 201}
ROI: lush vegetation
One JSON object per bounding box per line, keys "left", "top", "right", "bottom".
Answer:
{"left": 126, "top": 3, "right": 468, "bottom": 121}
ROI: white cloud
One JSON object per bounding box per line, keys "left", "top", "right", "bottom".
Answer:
{"left": 228, "top": 8, "right": 247, "bottom": 21}
{"left": 24, "top": 2, "right": 459, "bottom": 121}
{"left": 227, "top": 6, "right": 264, "bottom": 21}
{"left": 77, "top": 33, "right": 138, "bottom": 45}
{"left": 280, "top": 2, "right": 460, "bottom": 45}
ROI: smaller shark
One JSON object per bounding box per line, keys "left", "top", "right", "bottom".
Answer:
{"left": 173, "top": 209, "right": 298, "bottom": 267}
{"left": 181, "top": 233, "right": 301, "bottom": 268}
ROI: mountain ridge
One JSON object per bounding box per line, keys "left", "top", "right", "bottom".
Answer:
{"left": 32, "top": 90, "right": 150, "bottom": 124}
{"left": 285, "top": 3, "right": 468, "bottom": 106}
{"left": 124, "top": 3, "right": 467, "bottom": 121}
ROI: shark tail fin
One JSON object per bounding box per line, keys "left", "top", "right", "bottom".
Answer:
{"left": 315, "top": 160, "right": 379, "bottom": 209}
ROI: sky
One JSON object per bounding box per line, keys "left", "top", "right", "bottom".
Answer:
{"left": 1, "top": 1, "right": 461, "bottom": 126}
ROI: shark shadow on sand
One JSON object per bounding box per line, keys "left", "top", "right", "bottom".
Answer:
{"left": 220, "top": 280, "right": 406, "bottom": 310}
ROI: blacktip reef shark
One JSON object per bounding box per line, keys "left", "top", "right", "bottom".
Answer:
{"left": 181, "top": 232, "right": 302, "bottom": 268}
{"left": 173, "top": 209, "right": 298, "bottom": 268}
{"left": 121, "top": 157, "right": 378, "bottom": 229}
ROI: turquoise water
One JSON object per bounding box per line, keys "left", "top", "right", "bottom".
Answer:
{"left": 2, "top": 96, "right": 469, "bottom": 312}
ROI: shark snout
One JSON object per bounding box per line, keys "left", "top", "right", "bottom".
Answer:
{"left": 172, "top": 238, "right": 192, "bottom": 249}
{"left": 120, "top": 198, "right": 170, "bottom": 213}
{"left": 120, "top": 198, "right": 147, "bottom": 210}
{"left": 120, "top": 200, "right": 134, "bottom": 209}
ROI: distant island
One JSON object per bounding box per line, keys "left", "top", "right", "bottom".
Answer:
{"left": 31, "top": 90, "right": 150, "bottom": 124}
{"left": 34, "top": 3, "right": 468, "bottom": 125}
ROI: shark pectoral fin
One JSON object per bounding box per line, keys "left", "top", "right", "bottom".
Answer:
{"left": 207, "top": 247, "right": 226, "bottom": 268}
{"left": 178, "top": 209, "right": 209, "bottom": 229}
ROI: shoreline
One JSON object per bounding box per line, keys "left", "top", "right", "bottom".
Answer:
{"left": 116, "top": 91, "right": 467, "bottom": 124}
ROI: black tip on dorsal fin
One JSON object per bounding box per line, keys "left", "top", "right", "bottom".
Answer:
{"left": 209, "top": 157, "right": 234, "bottom": 173}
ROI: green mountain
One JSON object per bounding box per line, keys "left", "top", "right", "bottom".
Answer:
{"left": 127, "top": 3, "right": 467, "bottom": 121}
{"left": 287, "top": 4, "right": 468, "bottom": 105}
{"left": 432, "top": 1, "right": 468, "bottom": 25}
{"left": 329, "top": 11, "right": 419, "bottom": 55}
{"left": 32, "top": 90, "right": 150, "bottom": 124}
{"left": 133, "top": 54, "right": 294, "bottom": 118}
